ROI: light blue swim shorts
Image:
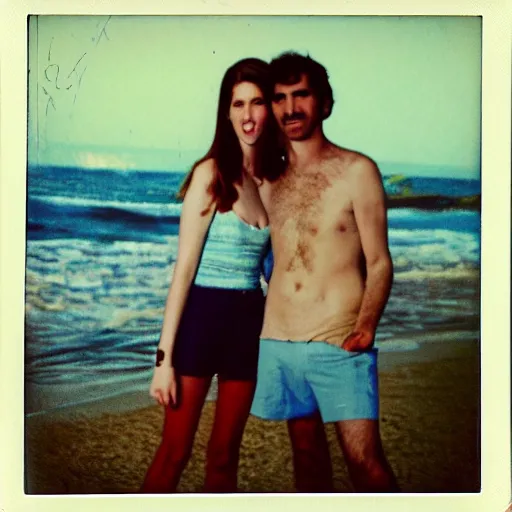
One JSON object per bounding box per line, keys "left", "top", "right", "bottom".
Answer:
{"left": 250, "top": 338, "right": 379, "bottom": 423}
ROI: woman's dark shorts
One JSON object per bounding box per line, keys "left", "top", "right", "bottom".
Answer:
{"left": 172, "top": 285, "right": 264, "bottom": 381}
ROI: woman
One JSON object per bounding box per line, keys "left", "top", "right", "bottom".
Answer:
{"left": 141, "top": 58, "right": 284, "bottom": 493}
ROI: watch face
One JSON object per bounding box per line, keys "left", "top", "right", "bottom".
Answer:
{"left": 156, "top": 349, "right": 165, "bottom": 367}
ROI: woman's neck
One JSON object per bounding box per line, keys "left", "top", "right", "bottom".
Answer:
{"left": 240, "top": 143, "right": 258, "bottom": 176}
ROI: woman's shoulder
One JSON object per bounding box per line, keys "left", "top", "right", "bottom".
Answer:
{"left": 193, "top": 158, "right": 217, "bottom": 184}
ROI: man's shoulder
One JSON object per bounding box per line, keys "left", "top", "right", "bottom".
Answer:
{"left": 324, "top": 144, "right": 379, "bottom": 177}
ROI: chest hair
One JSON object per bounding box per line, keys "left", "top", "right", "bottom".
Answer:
{"left": 270, "top": 167, "right": 335, "bottom": 273}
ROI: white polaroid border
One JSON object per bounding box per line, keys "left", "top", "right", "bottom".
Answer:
{"left": 0, "top": 1, "right": 510, "bottom": 512}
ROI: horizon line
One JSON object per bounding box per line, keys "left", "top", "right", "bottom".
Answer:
{"left": 27, "top": 161, "right": 481, "bottom": 180}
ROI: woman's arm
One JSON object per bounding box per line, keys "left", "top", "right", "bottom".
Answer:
{"left": 258, "top": 179, "right": 273, "bottom": 284}
{"left": 150, "top": 159, "right": 216, "bottom": 406}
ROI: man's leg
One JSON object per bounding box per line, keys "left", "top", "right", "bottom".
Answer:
{"left": 334, "top": 419, "right": 399, "bottom": 492}
{"left": 252, "top": 340, "right": 330, "bottom": 491}
{"left": 287, "top": 410, "right": 334, "bottom": 492}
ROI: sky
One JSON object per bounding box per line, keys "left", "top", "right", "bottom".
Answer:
{"left": 28, "top": 15, "right": 482, "bottom": 178}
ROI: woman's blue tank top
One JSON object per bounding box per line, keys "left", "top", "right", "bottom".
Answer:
{"left": 194, "top": 210, "right": 270, "bottom": 290}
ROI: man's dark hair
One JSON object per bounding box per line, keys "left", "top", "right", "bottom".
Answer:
{"left": 269, "top": 52, "right": 334, "bottom": 120}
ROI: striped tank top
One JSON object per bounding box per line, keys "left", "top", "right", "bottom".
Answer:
{"left": 194, "top": 210, "right": 270, "bottom": 290}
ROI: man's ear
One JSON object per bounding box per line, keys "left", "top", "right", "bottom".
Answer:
{"left": 322, "top": 99, "right": 333, "bottom": 120}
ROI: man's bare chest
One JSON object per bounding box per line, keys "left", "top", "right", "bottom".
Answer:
{"left": 270, "top": 172, "right": 328, "bottom": 222}
{"left": 269, "top": 169, "right": 355, "bottom": 231}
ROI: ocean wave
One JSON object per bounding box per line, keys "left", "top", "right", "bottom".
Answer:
{"left": 25, "top": 228, "right": 478, "bottom": 330}
{"left": 374, "top": 340, "right": 421, "bottom": 352}
{"left": 28, "top": 196, "right": 182, "bottom": 242}
{"left": 31, "top": 194, "right": 183, "bottom": 218}
{"left": 388, "top": 210, "right": 480, "bottom": 233}
{"left": 387, "top": 208, "right": 478, "bottom": 220}
{"left": 25, "top": 223, "right": 480, "bottom": 396}
{"left": 393, "top": 267, "right": 479, "bottom": 280}
{"left": 29, "top": 196, "right": 181, "bottom": 225}
{"left": 389, "top": 228, "right": 472, "bottom": 245}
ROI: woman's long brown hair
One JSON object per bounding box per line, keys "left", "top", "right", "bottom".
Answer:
{"left": 176, "top": 58, "right": 285, "bottom": 212}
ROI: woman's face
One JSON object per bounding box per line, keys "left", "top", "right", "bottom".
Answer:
{"left": 229, "top": 81, "right": 268, "bottom": 147}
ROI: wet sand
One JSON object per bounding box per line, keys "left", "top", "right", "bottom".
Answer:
{"left": 25, "top": 337, "right": 480, "bottom": 494}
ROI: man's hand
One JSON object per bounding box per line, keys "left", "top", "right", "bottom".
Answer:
{"left": 342, "top": 330, "right": 375, "bottom": 352}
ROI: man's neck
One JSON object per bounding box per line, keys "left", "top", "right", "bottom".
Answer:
{"left": 287, "top": 129, "right": 329, "bottom": 168}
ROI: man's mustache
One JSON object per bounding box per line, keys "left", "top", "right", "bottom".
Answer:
{"left": 282, "top": 113, "right": 306, "bottom": 123}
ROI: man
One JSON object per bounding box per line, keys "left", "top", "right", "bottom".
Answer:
{"left": 253, "top": 52, "right": 399, "bottom": 493}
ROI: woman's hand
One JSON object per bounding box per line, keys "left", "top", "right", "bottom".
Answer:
{"left": 149, "top": 365, "right": 178, "bottom": 408}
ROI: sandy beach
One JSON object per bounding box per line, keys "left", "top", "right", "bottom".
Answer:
{"left": 25, "top": 336, "right": 480, "bottom": 494}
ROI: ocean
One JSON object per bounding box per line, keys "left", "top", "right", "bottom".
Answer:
{"left": 25, "top": 165, "right": 481, "bottom": 414}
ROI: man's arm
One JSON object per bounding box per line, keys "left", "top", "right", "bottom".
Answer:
{"left": 342, "top": 157, "right": 393, "bottom": 351}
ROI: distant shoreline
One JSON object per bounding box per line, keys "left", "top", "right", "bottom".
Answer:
{"left": 28, "top": 163, "right": 481, "bottom": 180}
{"left": 387, "top": 194, "right": 481, "bottom": 211}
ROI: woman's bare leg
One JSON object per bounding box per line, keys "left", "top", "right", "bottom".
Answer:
{"left": 141, "top": 375, "right": 211, "bottom": 493}
{"left": 203, "top": 378, "right": 256, "bottom": 493}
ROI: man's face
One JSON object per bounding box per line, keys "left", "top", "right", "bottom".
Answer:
{"left": 272, "top": 74, "right": 323, "bottom": 141}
